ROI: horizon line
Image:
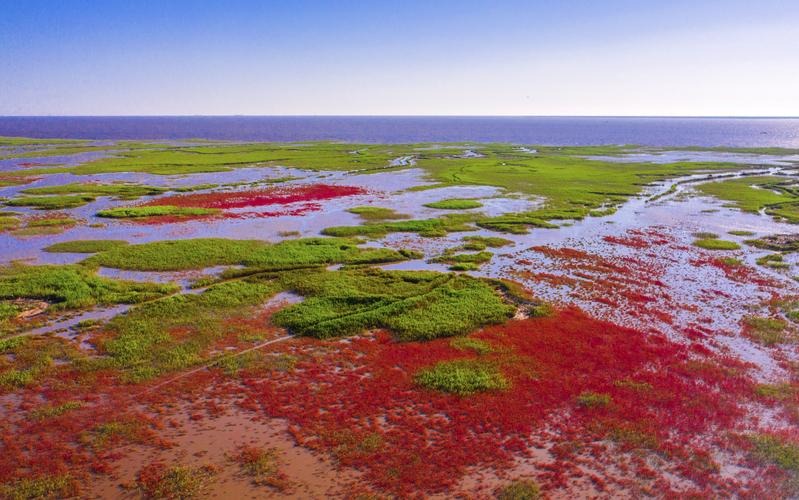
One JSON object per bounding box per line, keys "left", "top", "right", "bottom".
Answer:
{"left": 1, "top": 115, "right": 798, "bottom": 119}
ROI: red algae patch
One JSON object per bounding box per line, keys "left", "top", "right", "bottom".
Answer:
{"left": 145, "top": 184, "right": 367, "bottom": 210}
{"left": 233, "top": 307, "right": 767, "bottom": 497}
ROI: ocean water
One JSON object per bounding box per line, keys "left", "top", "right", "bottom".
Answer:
{"left": 0, "top": 116, "right": 798, "bottom": 147}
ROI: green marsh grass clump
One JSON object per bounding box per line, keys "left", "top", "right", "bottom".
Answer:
{"left": 729, "top": 230, "right": 756, "bottom": 236}
{"left": 135, "top": 463, "right": 218, "bottom": 499}
{"left": 755, "top": 383, "right": 797, "bottom": 401}
{"left": 0, "top": 474, "right": 79, "bottom": 500}
{"left": 462, "top": 235, "right": 513, "bottom": 248}
{"left": 756, "top": 254, "right": 789, "bottom": 269}
{"left": 231, "top": 446, "right": 290, "bottom": 490}
{"left": 576, "top": 391, "right": 612, "bottom": 408}
{"left": 84, "top": 237, "right": 414, "bottom": 272}
{"left": 21, "top": 182, "right": 167, "bottom": 199}
{"left": 431, "top": 251, "right": 493, "bottom": 265}
{"left": 424, "top": 198, "right": 483, "bottom": 210}
{"left": 273, "top": 268, "right": 514, "bottom": 341}
{"left": 744, "top": 316, "right": 793, "bottom": 346}
{"left": 0, "top": 264, "right": 177, "bottom": 309}
{"left": 5, "top": 195, "right": 96, "bottom": 210}
{"left": 322, "top": 215, "right": 477, "bottom": 238}
{"left": 96, "top": 279, "right": 279, "bottom": 381}
{"left": 450, "top": 336, "right": 493, "bottom": 354}
{"left": 44, "top": 239, "right": 128, "bottom": 253}
{"left": 748, "top": 433, "right": 799, "bottom": 475}
{"left": 692, "top": 232, "right": 719, "bottom": 239}
{"left": 96, "top": 205, "right": 219, "bottom": 219}
{"left": 414, "top": 359, "right": 508, "bottom": 395}
{"left": 30, "top": 401, "right": 83, "bottom": 421}
{"left": 693, "top": 239, "right": 741, "bottom": 251}
{"left": 497, "top": 480, "right": 541, "bottom": 500}
{"left": 449, "top": 263, "right": 480, "bottom": 271}
{"left": 346, "top": 206, "right": 409, "bottom": 220}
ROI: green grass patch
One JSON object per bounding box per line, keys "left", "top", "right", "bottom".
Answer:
{"left": 449, "top": 263, "right": 480, "bottom": 271}
{"left": 424, "top": 198, "right": 483, "bottom": 210}
{"left": 693, "top": 239, "right": 741, "bottom": 251}
{"left": 414, "top": 359, "right": 508, "bottom": 395}
{"left": 729, "top": 230, "right": 756, "bottom": 236}
{"left": 96, "top": 279, "right": 279, "bottom": 381}
{"left": 84, "top": 237, "right": 413, "bottom": 272}
{"left": 96, "top": 205, "right": 220, "bottom": 219}
{"left": 431, "top": 251, "right": 493, "bottom": 265}
{"left": 576, "top": 391, "right": 612, "bottom": 408}
{"left": 272, "top": 268, "right": 514, "bottom": 341}
{"left": 0, "top": 264, "right": 177, "bottom": 310}
{"left": 30, "top": 401, "right": 83, "bottom": 420}
{"left": 462, "top": 235, "right": 514, "bottom": 248}
{"left": 134, "top": 464, "right": 217, "bottom": 499}
{"left": 692, "top": 232, "right": 719, "bottom": 239}
{"left": 5, "top": 195, "right": 96, "bottom": 210}
{"left": 21, "top": 182, "right": 167, "bottom": 199}
{"left": 44, "top": 239, "right": 129, "bottom": 253}
{"left": 497, "top": 480, "right": 541, "bottom": 500}
{"left": 450, "top": 336, "right": 493, "bottom": 354}
{"left": 749, "top": 433, "right": 799, "bottom": 472}
{"left": 0, "top": 474, "right": 79, "bottom": 500}
{"left": 756, "top": 254, "right": 789, "bottom": 269}
{"left": 744, "top": 316, "right": 793, "bottom": 346}
{"left": 346, "top": 206, "right": 409, "bottom": 220}
{"left": 322, "top": 215, "right": 477, "bottom": 238}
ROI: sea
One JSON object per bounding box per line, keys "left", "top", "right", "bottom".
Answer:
{"left": 0, "top": 116, "right": 798, "bottom": 147}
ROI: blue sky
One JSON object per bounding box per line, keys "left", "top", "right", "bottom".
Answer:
{"left": 1, "top": 0, "right": 797, "bottom": 115}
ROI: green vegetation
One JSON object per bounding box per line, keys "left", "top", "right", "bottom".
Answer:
{"left": 450, "top": 336, "right": 493, "bottom": 354}
{"left": 414, "top": 359, "right": 508, "bottom": 395}
{"left": 449, "top": 263, "right": 480, "bottom": 271}
{"left": 729, "top": 230, "right": 756, "bottom": 236}
{"left": 346, "top": 206, "right": 409, "bottom": 220}
{"left": 755, "top": 383, "right": 797, "bottom": 401}
{"left": 576, "top": 391, "right": 612, "bottom": 408}
{"left": 462, "top": 235, "right": 514, "bottom": 248}
{"left": 232, "top": 446, "right": 288, "bottom": 489}
{"left": 0, "top": 474, "right": 79, "bottom": 500}
{"left": 272, "top": 269, "right": 514, "bottom": 341}
{"left": 756, "top": 254, "right": 789, "bottom": 269}
{"left": 97, "top": 279, "right": 278, "bottom": 381}
{"left": 83, "top": 237, "right": 413, "bottom": 272}
{"left": 431, "top": 251, "right": 493, "bottom": 265}
{"left": 30, "top": 401, "right": 83, "bottom": 420}
{"left": 5, "top": 195, "right": 95, "bottom": 210}
{"left": 322, "top": 215, "right": 477, "bottom": 238}
{"left": 21, "top": 182, "right": 167, "bottom": 199}
{"left": 693, "top": 239, "right": 741, "bottom": 251}
{"left": 424, "top": 198, "right": 483, "bottom": 210}
{"left": 134, "top": 464, "right": 217, "bottom": 499}
{"left": 749, "top": 433, "right": 799, "bottom": 473}
{"left": 95, "top": 205, "right": 220, "bottom": 219}
{"left": 497, "top": 480, "right": 541, "bottom": 500}
{"left": 0, "top": 264, "right": 177, "bottom": 310}
{"left": 692, "top": 232, "right": 719, "bottom": 239}
{"left": 6, "top": 217, "right": 78, "bottom": 237}
{"left": 746, "top": 235, "right": 799, "bottom": 253}
{"left": 744, "top": 316, "right": 793, "bottom": 346}
{"left": 695, "top": 176, "right": 799, "bottom": 223}
{"left": 43, "top": 239, "right": 128, "bottom": 253}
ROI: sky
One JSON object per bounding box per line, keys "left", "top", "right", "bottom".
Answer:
{"left": 1, "top": 0, "right": 798, "bottom": 116}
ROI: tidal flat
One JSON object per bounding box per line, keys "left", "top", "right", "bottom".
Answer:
{"left": 3, "top": 137, "right": 799, "bottom": 498}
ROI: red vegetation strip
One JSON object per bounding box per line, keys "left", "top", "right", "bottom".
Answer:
{"left": 145, "top": 184, "right": 367, "bottom": 210}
